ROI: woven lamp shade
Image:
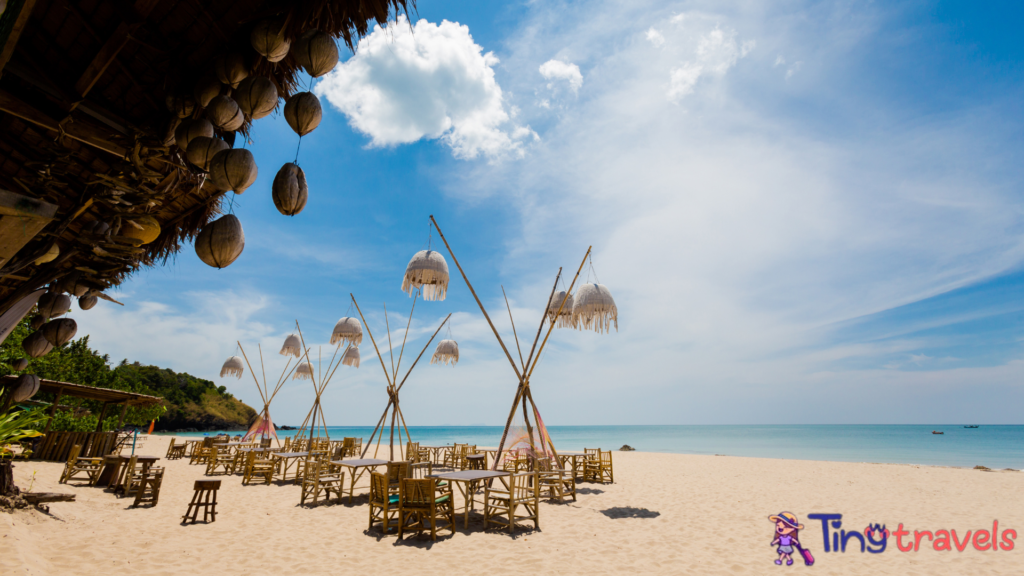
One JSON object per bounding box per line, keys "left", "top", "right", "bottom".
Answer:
{"left": 293, "top": 361, "right": 314, "bottom": 380}
{"left": 214, "top": 52, "right": 249, "bottom": 88}
{"left": 402, "top": 250, "right": 449, "bottom": 301}
{"left": 10, "top": 374, "right": 41, "bottom": 402}
{"left": 571, "top": 283, "right": 618, "bottom": 333}
{"left": 280, "top": 334, "right": 302, "bottom": 358}
{"left": 283, "top": 92, "right": 322, "bottom": 136}
{"left": 186, "top": 136, "right": 229, "bottom": 171}
{"left": 250, "top": 20, "right": 290, "bottom": 63}
{"left": 235, "top": 76, "right": 278, "bottom": 120}
{"left": 208, "top": 148, "right": 258, "bottom": 194}
{"left": 37, "top": 292, "right": 71, "bottom": 319}
{"left": 195, "top": 214, "right": 245, "bottom": 269}
{"left": 206, "top": 95, "right": 245, "bottom": 132}
{"left": 330, "top": 317, "right": 363, "bottom": 346}
{"left": 220, "top": 356, "right": 245, "bottom": 378}
{"left": 291, "top": 30, "right": 340, "bottom": 77}
{"left": 430, "top": 339, "right": 459, "bottom": 366}
{"left": 22, "top": 331, "right": 53, "bottom": 358}
{"left": 174, "top": 118, "right": 214, "bottom": 151}
{"left": 40, "top": 318, "right": 78, "bottom": 346}
{"left": 341, "top": 345, "right": 360, "bottom": 368}
{"left": 546, "top": 290, "right": 576, "bottom": 328}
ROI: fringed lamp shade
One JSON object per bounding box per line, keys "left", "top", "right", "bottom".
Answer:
{"left": 571, "top": 283, "right": 619, "bottom": 333}
{"left": 341, "top": 346, "right": 360, "bottom": 368}
{"left": 431, "top": 339, "right": 459, "bottom": 366}
{"left": 330, "top": 317, "right": 363, "bottom": 346}
{"left": 280, "top": 334, "right": 302, "bottom": 357}
{"left": 294, "top": 361, "right": 314, "bottom": 380}
{"left": 220, "top": 356, "right": 245, "bottom": 378}
{"left": 546, "top": 290, "right": 576, "bottom": 328}
{"left": 402, "top": 250, "right": 449, "bottom": 301}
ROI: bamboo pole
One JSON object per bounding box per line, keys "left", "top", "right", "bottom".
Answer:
{"left": 502, "top": 286, "right": 526, "bottom": 371}
{"left": 393, "top": 293, "right": 418, "bottom": 383}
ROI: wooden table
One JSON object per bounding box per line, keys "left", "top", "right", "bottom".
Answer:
{"left": 558, "top": 452, "right": 591, "bottom": 479}
{"left": 420, "top": 446, "right": 450, "bottom": 466}
{"left": 430, "top": 470, "right": 511, "bottom": 529}
{"left": 272, "top": 452, "right": 311, "bottom": 482}
{"left": 331, "top": 458, "right": 388, "bottom": 504}
{"left": 99, "top": 454, "right": 160, "bottom": 490}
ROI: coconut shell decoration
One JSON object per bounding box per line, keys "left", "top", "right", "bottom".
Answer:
{"left": 10, "top": 374, "right": 41, "bottom": 402}
{"left": 121, "top": 215, "right": 161, "bottom": 245}
{"left": 34, "top": 243, "right": 59, "bottom": 266}
{"left": 40, "top": 318, "right": 77, "bottom": 347}
{"left": 194, "top": 74, "right": 223, "bottom": 108}
{"left": 186, "top": 136, "right": 229, "bottom": 171}
{"left": 235, "top": 76, "right": 279, "bottom": 120}
{"left": 11, "top": 358, "right": 28, "bottom": 371}
{"left": 22, "top": 331, "right": 53, "bottom": 358}
{"left": 37, "top": 292, "right": 71, "bottom": 319}
{"left": 251, "top": 20, "right": 290, "bottom": 63}
{"left": 209, "top": 148, "right": 258, "bottom": 194}
{"left": 58, "top": 271, "right": 90, "bottom": 297}
{"left": 29, "top": 315, "right": 44, "bottom": 330}
{"left": 195, "top": 214, "right": 245, "bottom": 269}
{"left": 206, "top": 95, "right": 244, "bottom": 132}
{"left": 214, "top": 52, "right": 249, "bottom": 88}
{"left": 292, "top": 30, "right": 340, "bottom": 78}
{"left": 272, "top": 163, "right": 308, "bottom": 216}
{"left": 284, "top": 92, "right": 322, "bottom": 137}
{"left": 174, "top": 118, "right": 214, "bottom": 151}
{"left": 79, "top": 294, "right": 98, "bottom": 310}
{"left": 166, "top": 94, "right": 196, "bottom": 119}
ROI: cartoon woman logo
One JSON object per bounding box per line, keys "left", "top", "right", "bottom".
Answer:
{"left": 770, "top": 512, "right": 815, "bottom": 566}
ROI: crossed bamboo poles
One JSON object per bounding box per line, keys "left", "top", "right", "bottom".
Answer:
{"left": 429, "top": 215, "right": 591, "bottom": 469}
{"left": 351, "top": 291, "right": 451, "bottom": 461}
{"left": 236, "top": 341, "right": 306, "bottom": 445}
{"left": 287, "top": 320, "right": 357, "bottom": 445}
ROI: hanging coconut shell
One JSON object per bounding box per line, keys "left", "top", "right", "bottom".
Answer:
{"left": 22, "top": 331, "right": 53, "bottom": 358}
{"left": 235, "top": 76, "right": 279, "bottom": 120}
{"left": 431, "top": 339, "right": 459, "bottom": 366}
{"left": 220, "top": 356, "right": 245, "bottom": 378}
{"left": 546, "top": 290, "right": 576, "bottom": 328}
{"left": 79, "top": 294, "right": 98, "bottom": 310}
{"left": 40, "top": 318, "right": 77, "bottom": 347}
{"left": 251, "top": 20, "right": 291, "bottom": 62}
{"left": 206, "top": 95, "right": 244, "bottom": 132}
{"left": 293, "top": 361, "right": 313, "bottom": 380}
{"left": 283, "top": 92, "right": 322, "bottom": 136}
{"left": 402, "top": 250, "right": 449, "bottom": 301}
{"left": 11, "top": 358, "right": 28, "bottom": 371}
{"left": 195, "top": 214, "right": 245, "bottom": 269}
{"left": 186, "top": 136, "right": 229, "bottom": 171}
{"left": 121, "top": 215, "right": 161, "bottom": 245}
{"left": 280, "top": 334, "right": 302, "bottom": 358}
{"left": 292, "top": 30, "right": 340, "bottom": 78}
{"left": 86, "top": 220, "right": 110, "bottom": 236}
{"left": 571, "top": 283, "right": 619, "bottom": 333}
{"left": 174, "top": 118, "right": 215, "bottom": 151}
{"left": 208, "top": 148, "right": 258, "bottom": 194}
{"left": 272, "top": 163, "right": 308, "bottom": 216}
{"left": 213, "top": 52, "right": 249, "bottom": 88}
{"left": 58, "top": 271, "right": 90, "bottom": 297}
{"left": 194, "top": 74, "right": 223, "bottom": 108}
{"left": 166, "top": 94, "right": 196, "bottom": 118}
{"left": 29, "top": 315, "right": 45, "bottom": 330}
{"left": 10, "top": 373, "right": 41, "bottom": 402}
{"left": 341, "top": 345, "right": 360, "bottom": 368}
{"left": 37, "top": 292, "right": 71, "bottom": 319}
{"left": 330, "top": 317, "right": 363, "bottom": 346}
{"left": 34, "top": 243, "right": 59, "bottom": 266}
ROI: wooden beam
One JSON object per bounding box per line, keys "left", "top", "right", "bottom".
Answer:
{"left": 0, "top": 0, "right": 38, "bottom": 75}
{"left": 0, "top": 90, "right": 126, "bottom": 157}
{"left": 0, "top": 188, "right": 57, "bottom": 267}
{"left": 42, "top": 387, "right": 63, "bottom": 435}
{"left": 73, "top": 0, "right": 162, "bottom": 98}
{"left": 94, "top": 402, "right": 110, "bottom": 432}
{"left": 117, "top": 402, "right": 128, "bottom": 427}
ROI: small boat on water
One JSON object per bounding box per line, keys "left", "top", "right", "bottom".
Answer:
{"left": 964, "top": 425, "right": 979, "bottom": 429}
{"left": 932, "top": 431, "right": 944, "bottom": 435}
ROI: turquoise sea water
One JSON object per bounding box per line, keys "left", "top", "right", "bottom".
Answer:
{"left": 158, "top": 425, "right": 1024, "bottom": 469}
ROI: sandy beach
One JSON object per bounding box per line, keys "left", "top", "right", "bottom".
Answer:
{"left": 2, "top": 438, "right": 1021, "bottom": 575}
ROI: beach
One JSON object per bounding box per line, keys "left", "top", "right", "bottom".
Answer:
{"left": 3, "top": 439, "right": 1021, "bottom": 575}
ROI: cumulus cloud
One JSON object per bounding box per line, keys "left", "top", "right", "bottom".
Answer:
{"left": 667, "top": 26, "right": 751, "bottom": 102}
{"left": 539, "top": 59, "right": 583, "bottom": 93}
{"left": 316, "top": 16, "right": 533, "bottom": 160}
{"left": 646, "top": 27, "right": 665, "bottom": 46}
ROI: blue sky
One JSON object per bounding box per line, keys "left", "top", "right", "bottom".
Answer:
{"left": 75, "top": 0, "right": 1024, "bottom": 425}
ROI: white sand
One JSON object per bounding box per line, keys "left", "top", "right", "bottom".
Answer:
{"left": 2, "top": 438, "right": 1021, "bottom": 575}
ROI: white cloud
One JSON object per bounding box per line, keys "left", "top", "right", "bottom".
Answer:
{"left": 316, "top": 16, "right": 532, "bottom": 160}
{"left": 539, "top": 59, "right": 583, "bottom": 93}
{"left": 657, "top": 22, "right": 752, "bottom": 102}
{"left": 645, "top": 27, "right": 665, "bottom": 46}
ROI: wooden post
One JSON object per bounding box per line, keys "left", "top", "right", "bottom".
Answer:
{"left": 117, "top": 402, "right": 128, "bottom": 427}
{"left": 95, "top": 402, "right": 110, "bottom": 432}
{"left": 42, "top": 387, "right": 63, "bottom": 435}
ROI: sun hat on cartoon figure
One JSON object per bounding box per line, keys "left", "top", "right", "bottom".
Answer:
{"left": 769, "top": 512, "right": 804, "bottom": 530}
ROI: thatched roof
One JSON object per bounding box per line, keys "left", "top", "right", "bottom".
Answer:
{"left": 0, "top": 0, "right": 410, "bottom": 314}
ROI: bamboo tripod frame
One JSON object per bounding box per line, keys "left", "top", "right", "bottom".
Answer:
{"left": 289, "top": 320, "right": 354, "bottom": 445}
{"left": 236, "top": 342, "right": 305, "bottom": 445}
{"left": 429, "top": 215, "right": 592, "bottom": 469}
{"left": 351, "top": 292, "right": 452, "bottom": 461}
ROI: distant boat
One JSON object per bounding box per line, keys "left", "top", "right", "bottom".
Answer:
{"left": 932, "top": 431, "right": 944, "bottom": 435}
{"left": 964, "top": 425, "right": 979, "bottom": 429}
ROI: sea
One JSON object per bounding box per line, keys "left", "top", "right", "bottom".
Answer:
{"left": 157, "top": 424, "right": 1024, "bottom": 470}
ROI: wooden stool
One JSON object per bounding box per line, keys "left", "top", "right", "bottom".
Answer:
{"left": 182, "top": 480, "right": 221, "bottom": 524}
{"left": 132, "top": 467, "right": 165, "bottom": 508}
{"left": 467, "top": 454, "right": 486, "bottom": 470}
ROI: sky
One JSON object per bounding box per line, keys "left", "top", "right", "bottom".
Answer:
{"left": 73, "top": 0, "right": 1024, "bottom": 425}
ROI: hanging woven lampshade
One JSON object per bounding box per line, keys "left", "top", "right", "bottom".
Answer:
{"left": 11, "top": 358, "right": 28, "bottom": 371}
{"left": 121, "top": 215, "right": 162, "bottom": 245}
{"left": 235, "top": 76, "right": 278, "bottom": 120}
{"left": 79, "top": 294, "right": 98, "bottom": 310}
{"left": 213, "top": 52, "right": 249, "bottom": 88}
{"left": 174, "top": 118, "right": 214, "bottom": 151}
{"left": 36, "top": 292, "right": 71, "bottom": 319}
{"left": 206, "top": 95, "right": 244, "bottom": 132}
{"left": 330, "top": 317, "right": 363, "bottom": 346}
{"left": 250, "top": 19, "right": 290, "bottom": 63}
{"left": 431, "top": 339, "right": 459, "bottom": 366}
{"left": 22, "top": 331, "right": 53, "bottom": 358}
{"left": 208, "top": 148, "right": 258, "bottom": 194}
{"left": 402, "top": 250, "right": 449, "bottom": 301}
{"left": 571, "top": 283, "right": 619, "bottom": 333}
{"left": 280, "top": 334, "right": 302, "bottom": 358}
{"left": 283, "top": 92, "right": 322, "bottom": 136}
{"left": 40, "top": 318, "right": 77, "bottom": 347}
{"left": 186, "top": 136, "right": 229, "bottom": 171}
{"left": 194, "top": 74, "right": 223, "bottom": 108}
{"left": 291, "top": 30, "right": 340, "bottom": 77}
{"left": 195, "top": 214, "right": 245, "bottom": 269}
{"left": 29, "top": 315, "right": 44, "bottom": 330}
{"left": 58, "top": 271, "right": 90, "bottom": 297}
{"left": 546, "top": 290, "right": 576, "bottom": 328}
{"left": 272, "top": 163, "right": 308, "bottom": 216}
{"left": 10, "top": 374, "right": 41, "bottom": 403}
{"left": 341, "top": 345, "right": 360, "bottom": 368}
{"left": 165, "top": 94, "right": 195, "bottom": 119}
{"left": 220, "top": 356, "right": 245, "bottom": 378}
{"left": 293, "top": 361, "right": 314, "bottom": 380}
{"left": 34, "top": 243, "right": 59, "bottom": 266}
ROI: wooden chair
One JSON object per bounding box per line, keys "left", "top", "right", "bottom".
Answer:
{"left": 165, "top": 437, "right": 185, "bottom": 460}
{"left": 537, "top": 457, "right": 576, "bottom": 503}
{"left": 182, "top": 480, "right": 220, "bottom": 524}
{"left": 455, "top": 444, "right": 477, "bottom": 470}
{"left": 398, "top": 478, "right": 454, "bottom": 541}
{"left": 386, "top": 460, "right": 410, "bottom": 494}
{"left": 368, "top": 472, "right": 400, "bottom": 534}
{"left": 242, "top": 451, "right": 276, "bottom": 485}
{"left": 59, "top": 444, "right": 103, "bottom": 485}
{"left": 405, "top": 441, "right": 421, "bottom": 463}
{"left": 189, "top": 437, "right": 214, "bottom": 465}
{"left": 444, "top": 443, "right": 465, "bottom": 468}
{"left": 502, "top": 449, "right": 529, "bottom": 473}
{"left": 131, "top": 466, "right": 165, "bottom": 508}
{"left": 340, "top": 437, "right": 355, "bottom": 458}
{"left": 584, "top": 449, "right": 613, "bottom": 483}
{"left": 300, "top": 458, "right": 344, "bottom": 506}
{"left": 484, "top": 472, "right": 540, "bottom": 535}
{"left": 117, "top": 455, "right": 141, "bottom": 497}
{"left": 205, "top": 446, "right": 234, "bottom": 476}
{"left": 259, "top": 437, "right": 272, "bottom": 448}
{"left": 410, "top": 461, "right": 433, "bottom": 479}
{"left": 353, "top": 437, "right": 362, "bottom": 457}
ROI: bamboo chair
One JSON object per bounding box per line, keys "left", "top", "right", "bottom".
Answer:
{"left": 584, "top": 450, "right": 614, "bottom": 483}
{"left": 283, "top": 437, "right": 292, "bottom": 451}
{"left": 397, "top": 478, "right": 454, "bottom": 541}
{"left": 59, "top": 444, "right": 104, "bottom": 485}
{"left": 536, "top": 457, "right": 576, "bottom": 503}
{"left": 205, "top": 447, "right": 234, "bottom": 476}
{"left": 444, "top": 443, "right": 465, "bottom": 468}
{"left": 354, "top": 437, "right": 363, "bottom": 456}
{"left": 503, "top": 449, "right": 530, "bottom": 473}
{"left": 242, "top": 451, "right": 276, "bottom": 485}
{"left": 484, "top": 471, "right": 540, "bottom": 535}
{"left": 165, "top": 437, "right": 186, "bottom": 460}
{"left": 118, "top": 455, "right": 141, "bottom": 497}
{"left": 189, "top": 438, "right": 214, "bottom": 465}
{"left": 405, "top": 441, "right": 421, "bottom": 463}
{"left": 410, "top": 461, "right": 433, "bottom": 479}
{"left": 455, "top": 444, "right": 477, "bottom": 470}
{"left": 296, "top": 449, "right": 329, "bottom": 479}
{"left": 340, "top": 437, "right": 355, "bottom": 458}
{"left": 260, "top": 437, "right": 272, "bottom": 448}
{"left": 368, "top": 472, "right": 401, "bottom": 534}
{"left": 386, "top": 460, "right": 410, "bottom": 494}
{"left": 300, "top": 458, "right": 344, "bottom": 506}
{"left": 131, "top": 466, "right": 165, "bottom": 508}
